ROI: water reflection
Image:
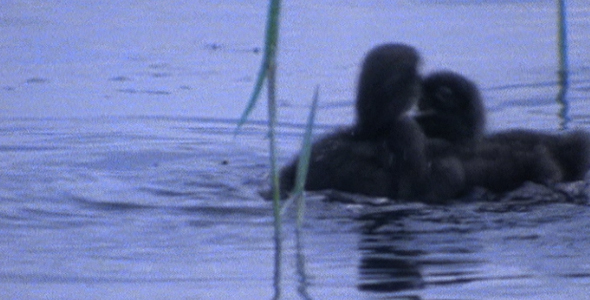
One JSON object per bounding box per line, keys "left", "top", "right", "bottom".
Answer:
{"left": 295, "top": 229, "right": 313, "bottom": 300}
{"left": 273, "top": 230, "right": 282, "bottom": 300}
{"left": 356, "top": 208, "right": 424, "bottom": 296}
{"left": 354, "top": 203, "right": 495, "bottom": 298}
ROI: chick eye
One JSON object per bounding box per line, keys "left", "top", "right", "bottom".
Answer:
{"left": 434, "top": 86, "right": 456, "bottom": 109}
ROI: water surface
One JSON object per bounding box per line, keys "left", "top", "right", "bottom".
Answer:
{"left": 2, "top": 0, "right": 590, "bottom": 299}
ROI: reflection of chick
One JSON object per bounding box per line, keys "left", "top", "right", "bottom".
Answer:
{"left": 280, "top": 43, "right": 455, "bottom": 200}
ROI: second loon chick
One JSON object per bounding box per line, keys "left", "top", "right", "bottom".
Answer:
{"left": 414, "top": 70, "right": 568, "bottom": 193}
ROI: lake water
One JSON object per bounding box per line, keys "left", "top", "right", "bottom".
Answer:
{"left": 2, "top": 0, "right": 590, "bottom": 299}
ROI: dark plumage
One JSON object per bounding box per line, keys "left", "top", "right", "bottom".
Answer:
{"left": 460, "top": 138, "right": 564, "bottom": 193}
{"left": 415, "top": 70, "right": 590, "bottom": 194}
{"left": 354, "top": 44, "right": 420, "bottom": 137}
{"left": 484, "top": 129, "right": 590, "bottom": 182}
{"left": 280, "top": 128, "right": 396, "bottom": 198}
{"left": 464, "top": 124, "right": 590, "bottom": 193}
{"left": 415, "top": 71, "right": 486, "bottom": 160}
{"left": 416, "top": 71, "right": 485, "bottom": 145}
{"left": 279, "top": 44, "right": 463, "bottom": 201}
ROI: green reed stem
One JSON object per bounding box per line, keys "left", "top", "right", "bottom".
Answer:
{"left": 556, "top": 0, "right": 570, "bottom": 129}
{"left": 557, "top": 0, "right": 569, "bottom": 83}
{"left": 267, "top": 61, "right": 281, "bottom": 220}
{"left": 237, "top": 0, "right": 282, "bottom": 132}
{"left": 265, "top": 1, "right": 283, "bottom": 298}
{"left": 234, "top": 0, "right": 283, "bottom": 297}
{"left": 293, "top": 86, "right": 319, "bottom": 227}
{"left": 237, "top": 0, "right": 317, "bottom": 296}
{"left": 236, "top": 0, "right": 282, "bottom": 200}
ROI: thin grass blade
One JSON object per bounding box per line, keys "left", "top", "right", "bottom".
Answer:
{"left": 236, "top": 60, "right": 268, "bottom": 133}
{"left": 294, "top": 86, "right": 320, "bottom": 226}
{"left": 556, "top": 0, "right": 570, "bottom": 129}
{"left": 236, "top": 0, "right": 282, "bottom": 133}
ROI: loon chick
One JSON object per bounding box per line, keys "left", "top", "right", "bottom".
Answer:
{"left": 414, "top": 71, "right": 567, "bottom": 193}
{"left": 415, "top": 70, "right": 486, "bottom": 146}
{"left": 279, "top": 43, "right": 462, "bottom": 201}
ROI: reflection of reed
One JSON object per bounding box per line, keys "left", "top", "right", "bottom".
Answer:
{"left": 273, "top": 230, "right": 282, "bottom": 300}
{"left": 295, "top": 228, "right": 313, "bottom": 300}
{"left": 556, "top": 0, "right": 570, "bottom": 129}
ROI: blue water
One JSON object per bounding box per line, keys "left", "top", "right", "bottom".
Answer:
{"left": 2, "top": 0, "right": 590, "bottom": 299}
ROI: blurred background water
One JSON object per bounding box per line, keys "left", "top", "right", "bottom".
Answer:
{"left": 1, "top": 0, "right": 590, "bottom": 299}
